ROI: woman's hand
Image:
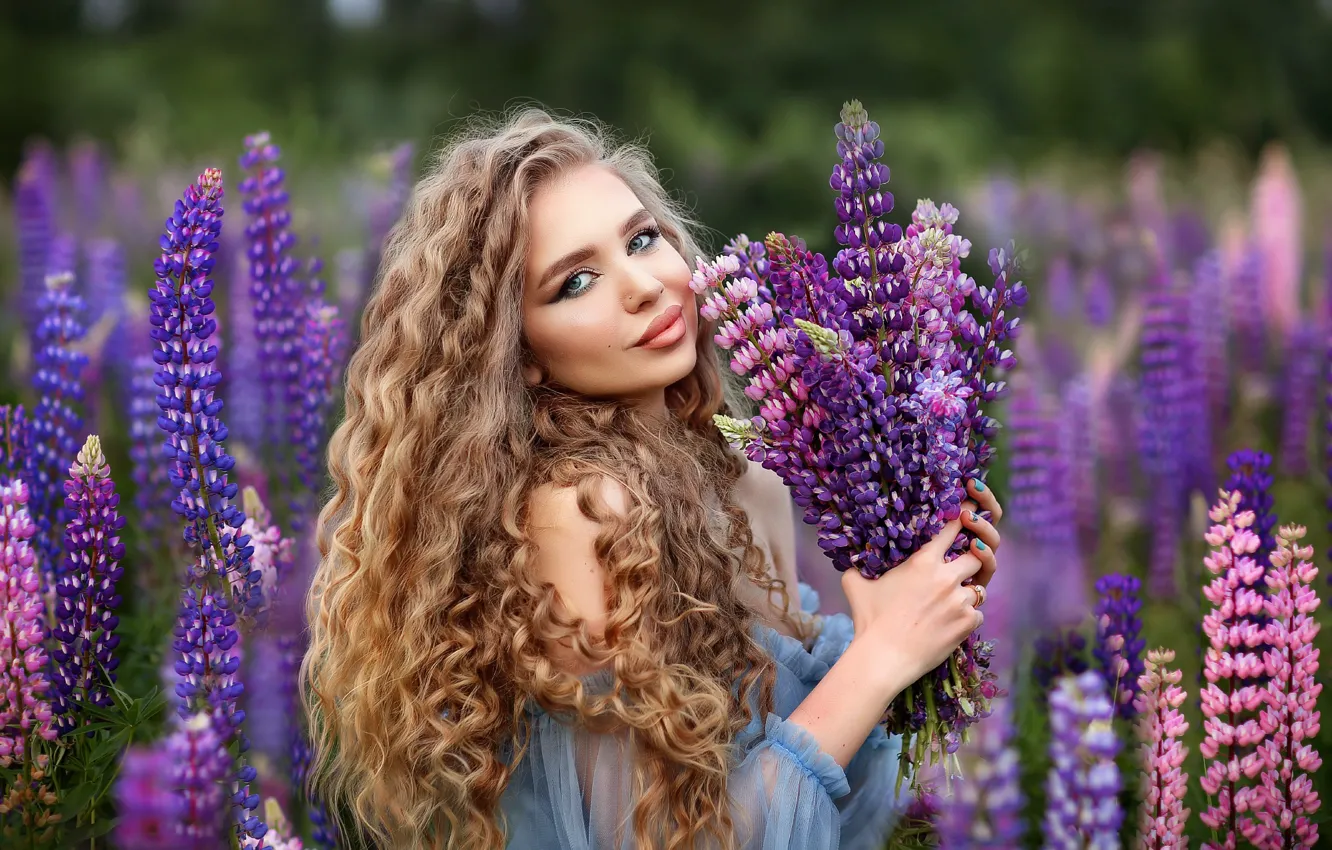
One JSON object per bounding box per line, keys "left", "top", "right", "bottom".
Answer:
{"left": 839, "top": 479, "right": 1003, "bottom": 686}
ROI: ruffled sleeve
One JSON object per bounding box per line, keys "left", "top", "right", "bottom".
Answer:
{"left": 497, "top": 582, "right": 906, "bottom": 849}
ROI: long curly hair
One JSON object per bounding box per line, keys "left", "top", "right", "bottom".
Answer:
{"left": 302, "top": 106, "right": 808, "bottom": 850}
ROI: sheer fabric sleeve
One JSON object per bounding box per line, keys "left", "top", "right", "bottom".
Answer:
{"left": 500, "top": 670, "right": 852, "bottom": 850}
{"left": 498, "top": 585, "right": 906, "bottom": 849}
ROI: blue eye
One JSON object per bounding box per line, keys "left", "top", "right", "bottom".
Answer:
{"left": 558, "top": 269, "right": 597, "bottom": 300}
{"left": 629, "top": 226, "right": 661, "bottom": 253}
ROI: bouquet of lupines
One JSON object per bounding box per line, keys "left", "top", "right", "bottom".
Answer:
{"left": 694, "top": 100, "right": 1026, "bottom": 777}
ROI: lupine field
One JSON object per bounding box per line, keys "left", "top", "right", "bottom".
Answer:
{"left": 0, "top": 93, "right": 1330, "bottom": 850}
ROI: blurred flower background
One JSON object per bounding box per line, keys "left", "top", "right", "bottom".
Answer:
{"left": 3, "top": 1, "right": 1332, "bottom": 848}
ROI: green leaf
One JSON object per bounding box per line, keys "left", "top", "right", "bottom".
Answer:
{"left": 53, "top": 782, "right": 98, "bottom": 818}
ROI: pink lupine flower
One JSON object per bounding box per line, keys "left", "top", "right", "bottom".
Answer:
{"left": 1134, "top": 648, "right": 1190, "bottom": 849}
{"left": 0, "top": 480, "right": 58, "bottom": 766}
{"left": 1249, "top": 143, "right": 1302, "bottom": 335}
{"left": 231, "top": 486, "right": 293, "bottom": 615}
{"left": 1239, "top": 524, "right": 1321, "bottom": 849}
{"left": 1198, "top": 490, "right": 1269, "bottom": 850}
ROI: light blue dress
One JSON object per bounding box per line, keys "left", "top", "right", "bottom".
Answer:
{"left": 499, "top": 583, "right": 906, "bottom": 849}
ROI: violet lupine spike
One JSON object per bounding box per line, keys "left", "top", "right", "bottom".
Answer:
{"left": 1133, "top": 648, "right": 1191, "bottom": 850}
{"left": 1032, "top": 628, "right": 1090, "bottom": 695}
{"left": 1228, "top": 248, "right": 1267, "bottom": 373}
{"left": 1198, "top": 490, "right": 1269, "bottom": 850}
{"left": 1092, "top": 573, "right": 1145, "bottom": 720}
{"left": 113, "top": 743, "right": 183, "bottom": 849}
{"left": 0, "top": 480, "right": 59, "bottom": 766}
{"left": 1047, "top": 253, "right": 1077, "bottom": 320}
{"left": 84, "top": 237, "right": 125, "bottom": 336}
{"left": 69, "top": 139, "right": 108, "bottom": 235}
{"left": 936, "top": 698, "right": 1024, "bottom": 848}
{"left": 129, "top": 353, "right": 177, "bottom": 567}
{"left": 0, "top": 405, "right": 34, "bottom": 488}
{"left": 238, "top": 133, "right": 303, "bottom": 454}
{"left": 1240, "top": 525, "right": 1322, "bottom": 849}
{"left": 226, "top": 249, "right": 265, "bottom": 450}
{"left": 30, "top": 270, "right": 90, "bottom": 591}
{"left": 291, "top": 302, "right": 348, "bottom": 531}
{"left": 1192, "top": 252, "right": 1231, "bottom": 454}
{"left": 168, "top": 712, "right": 232, "bottom": 848}
{"left": 49, "top": 434, "right": 126, "bottom": 734}
{"left": 152, "top": 168, "right": 269, "bottom": 845}
{"left": 1044, "top": 671, "right": 1122, "bottom": 850}
{"left": 1082, "top": 265, "right": 1114, "bottom": 328}
{"left": 15, "top": 153, "right": 56, "bottom": 342}
{"left": 1137, "top": 287, "right": 1189, "bottom": 597}
{"left": 1060, "top": 377, "right": 1098, "bottom": 558}
{"left": 1278, "top": 318, "right": 1319, "bottom": 478}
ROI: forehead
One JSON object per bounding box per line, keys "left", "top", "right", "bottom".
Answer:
{"left": 526, "top": 165, "right": 642, "bottom": 256}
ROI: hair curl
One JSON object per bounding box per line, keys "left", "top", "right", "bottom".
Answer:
{"left": 302, "top": 106, "right": 808, "bottom": 850}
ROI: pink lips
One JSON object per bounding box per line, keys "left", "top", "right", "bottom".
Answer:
{"left": 634, "top": 304, "right": 684, "bottom": 347}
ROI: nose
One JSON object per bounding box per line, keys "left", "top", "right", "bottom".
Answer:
{"left": 622, "top": 265, "right": 664, "bottom": 312}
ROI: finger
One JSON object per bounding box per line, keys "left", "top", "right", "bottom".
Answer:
{"left": 921, "top": 517, "right": 965, "bottom": 558}
{"left": 961, "top": 510, "right": 1001, "bottom": 552}
{"left": 946, "top": 551, "right": 983, "bottom": 584}
{"left": 970, "top": 536, "right": 998, "bottom": 587}
{"left": 967, "top": 478, "right": 1002, "bottom": 523}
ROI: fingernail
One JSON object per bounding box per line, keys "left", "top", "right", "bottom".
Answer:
{"left": 973, "top": 480, "right": 986, "bottom": 492}
{"left": 970, "top": 511, "right": 980, "bottom": 522}
{"left": 975, "top": 540, "right": 986, "bottom": 550}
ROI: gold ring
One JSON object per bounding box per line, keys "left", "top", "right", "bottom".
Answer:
{"left": 970, "top": 584, "right": 986, "bottom": 609}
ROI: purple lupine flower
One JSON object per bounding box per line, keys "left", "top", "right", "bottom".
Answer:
{"left": 1137, "top": 282, "right": 1189, "bottom": 597}
{"left": 84, "top": 237, "right": 125, "bottom": 335}
{"left": 1060, "top": 376, "right": 1098, "bottom": 559}
{"left": 334, "top": 247, "right": 366, "bottom": 332}
{"left": 128, "top": 353, "right": 178, "bottom": 573}
{"left": 1093, "top": 573, "right": 1145, "bottom": 720}
{"left": 0, "top": 405, "right": 33, "bottom": 488}
{"left": 238, "top": 133, "right": 303, "bottom": 454}
{"left": 69, "top": 138, "right": 108, "bottom": 235}
{"left": 0, "top": 480, "right": 59, "bottom": 766}
{"left": 1032, "top": 627, "right": 1090, "bottom": 695}
{"left": 290, "top": 302, "right": 347, "bottom": 531}
{"left": 30, "top": 270, "right": 90, "bottom": 591}
{"left": 360, "top": 142, "right": 415, "bottom": 313}
{"left": 15, "top": 151, "right": 56, "bottom": 342}
{"left": 1241, "top": 524, "right": 1322, "bottom": 849}
{"left": 1133, "top": 648, "right": 1191, "bottom": 849}
{"left": 152, "top": 167, "right": 268, "bottom": 845}
{"left": 49, "top": 435, "right": 126, "bottom": 734}
{"left": 168, "top": 712, "right": 233, "bottom": 847}
{"left": 936, "top": 697, "right": 1024, "bottom": 848}
{"left": 226, "top": 249, "right": 265, "bottom": 450}
{"left": 1224, "top": 449, "right": 1277, "bottom": 566}
{"left": 1082, "top": 265, "right": 1114, "bottom": 328}
{"left": 235, "top": 487, "right": 292, "bottom": 616}
{"left": 1044, "top": 670, "right": 1122, "bottom": 850}
{"left": 114, "top": 743, "right": 184, "bottom": 849}
{"left": 1047, "top": 253, "right": 1077, "bottom": 320}
{"left": 1199, "top": 490, "right": 1269, "bottom": 848}
{"left": 1278, "top": 318, "right": 1319, "bottom": 477}
{"left": 1190, "top": 251, "right": 1230, "bottom": 476}
{"left": 1227, "top": 247, "right": 1267, "bottom": 373}
{"left": 699, "top": 101, "right": 1020, "bottom": 771}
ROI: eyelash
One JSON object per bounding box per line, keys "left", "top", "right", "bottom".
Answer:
{"left": 555, "top": 226, "right": 663, "bottom": 301}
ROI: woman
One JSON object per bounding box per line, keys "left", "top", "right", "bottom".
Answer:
{"left": 303, "top": 106, "right": 1004, "bottom": 850}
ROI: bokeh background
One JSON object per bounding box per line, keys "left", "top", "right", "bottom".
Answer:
{"left": 4, "top": 2, "right": 1332, "bottom": 848}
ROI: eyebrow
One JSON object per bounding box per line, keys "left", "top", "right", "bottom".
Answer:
{"left": 536, "top": 208, "right": 655, "bottom": 292}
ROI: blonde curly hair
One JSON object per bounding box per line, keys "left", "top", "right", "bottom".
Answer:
{"left": 302, "top": 106, "right": 807, "bottom": 849}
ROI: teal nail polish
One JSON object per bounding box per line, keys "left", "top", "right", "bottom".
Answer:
{"left": 974, "top": 480, "right": 986, "bottom": 492}
{"left": 975, "top": 540, "right": 986, "bottom": 550}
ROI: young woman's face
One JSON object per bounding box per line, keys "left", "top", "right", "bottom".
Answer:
{"left": 522, "top": 163, "right": 699, "bottom": 415}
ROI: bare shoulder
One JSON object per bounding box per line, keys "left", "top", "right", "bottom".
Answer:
{"left": 526, "top": 475, "right": 629, "bottom": 674}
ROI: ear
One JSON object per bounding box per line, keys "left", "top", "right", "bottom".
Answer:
{"left": 522, "top": 362, "right": 544, "bottom": 387}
